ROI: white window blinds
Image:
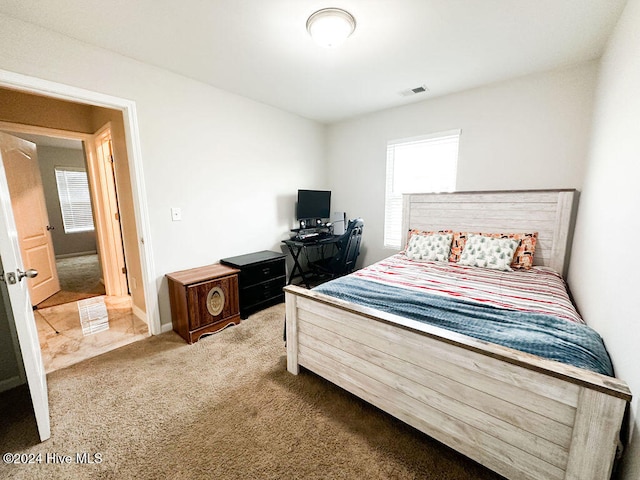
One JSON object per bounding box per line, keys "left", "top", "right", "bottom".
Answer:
{"left": 55, "top": 167, "right": 95, "bottom": 233}
{"left": 384, "top": 130, "right": 460, "bottom": 249}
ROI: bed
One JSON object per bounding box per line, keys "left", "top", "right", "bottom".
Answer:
{"left": 284, "top": 189, "right": 631, "bottom": 480}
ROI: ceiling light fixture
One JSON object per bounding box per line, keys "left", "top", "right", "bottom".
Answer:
{"left": 306, "top": 8, "right": 356, "bottom": 48}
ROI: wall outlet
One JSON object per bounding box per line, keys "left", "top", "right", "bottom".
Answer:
{"left": 171, "top": 207, "right": 182, "bottom": 221}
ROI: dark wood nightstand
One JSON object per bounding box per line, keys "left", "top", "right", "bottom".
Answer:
{"left": 166, "top": 263, "right": 240, "bottom": 343}
{"left": 220, "top": 250, "right": 286, "bottom": 319}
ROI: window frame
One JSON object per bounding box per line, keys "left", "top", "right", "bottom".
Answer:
{"left": 54, "top": 166, "right": 96, "bottom": 234}
{"left": 384, "top": 129, "right": 460, "bottom": 249}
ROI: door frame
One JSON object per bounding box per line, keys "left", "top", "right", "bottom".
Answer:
{"left": 0, "top": 68, "right": 160, "bottom": 335}
{"left": 87, "top": 123, "right": 129, "bottom": 297}
{"left": 0, "top": 121, "right": 130, "bottom": 300}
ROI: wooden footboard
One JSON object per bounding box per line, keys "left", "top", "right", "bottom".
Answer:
{"left": 285, "top": 286, "right": 631, "bottom": 480}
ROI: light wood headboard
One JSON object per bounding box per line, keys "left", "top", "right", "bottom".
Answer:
{"left": 401, "top": 189, "right": 578, "bottom": 277}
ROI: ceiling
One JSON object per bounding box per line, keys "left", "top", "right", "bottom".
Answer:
{"left": 12, "top": 133, "right": 83, "bottom": 150}
{"left": 0, "top": 1, "right": 628, "bottom": 124}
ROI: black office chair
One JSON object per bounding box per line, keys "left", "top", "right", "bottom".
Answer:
{"left": 284, "top": 219, "right": 364, "bottom": 341}
{"left": 311, "top": 218, "right": 364, "bottom": 279}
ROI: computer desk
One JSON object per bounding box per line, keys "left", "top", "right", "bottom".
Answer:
{"left": 282, "top": 235, "right": 342, "bottom": 289}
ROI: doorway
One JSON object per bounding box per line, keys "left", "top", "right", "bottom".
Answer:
{"left": 0, "top": 81, "right": 158, "bottom": 332}
{"left": 11, "top": 133, "right": 105, "bottom": 308}
{"left": 0, "top": 70, "right": 159, "bottom": 443}
{"left": 0, "top": 129, "right": 147, "bottom": 373}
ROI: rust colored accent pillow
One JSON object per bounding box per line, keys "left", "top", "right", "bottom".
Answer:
{"left": 449, "top": 232, "right": 538, "bottom": 269}
{"left": 449, "top": 232, "right": 469, "bottom": 263}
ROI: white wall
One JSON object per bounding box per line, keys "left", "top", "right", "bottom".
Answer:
{"left": 327, "top": 62, "right": 598, "bottom": 266}
{"left": 568, "top": 0, "right": 640, "bottom": 477}
{"left": 0, "top": 15, "right": 326, "bottom": 327}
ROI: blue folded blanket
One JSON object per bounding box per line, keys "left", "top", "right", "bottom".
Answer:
{"left": 314, "top": 276, "right": 613, "bottom": 376}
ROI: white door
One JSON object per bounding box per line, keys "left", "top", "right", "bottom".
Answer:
{"left": 0, "top": 135, "right": 50, "bottom": 441}
{"left": 0, "top": 132, "right": 60, "bottom": 305}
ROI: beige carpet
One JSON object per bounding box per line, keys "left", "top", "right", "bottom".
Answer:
{"left": 0, "top": 304, "right": 503, "bottom": 480}
{"left": 56, "top": 254, "right": 104, "bottom": 294}
{"left": 37, "top": 255, "right": 106, "bottom": 309}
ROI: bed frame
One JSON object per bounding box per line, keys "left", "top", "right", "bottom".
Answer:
{"left": 284, "top": 189, "right": 631, "bottom": 480}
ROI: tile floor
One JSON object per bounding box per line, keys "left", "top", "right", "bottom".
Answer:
{"left": 34, "top": 295, "right": 149, "bottom": 373}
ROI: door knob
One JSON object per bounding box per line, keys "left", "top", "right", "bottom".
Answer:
{"left": 17, "top": 268, "right": 38, "bottom": 281}
{"left": 46, "top": 225, "right": 55, "bottom": 231}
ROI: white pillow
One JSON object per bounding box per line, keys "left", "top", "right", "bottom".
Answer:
{"left": 405, "top": 233, "right": 453, "bottom": 262}
{"left": 458, "top": 234, "right": 519, "bottom": 271}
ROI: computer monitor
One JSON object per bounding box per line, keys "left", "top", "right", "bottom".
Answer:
{"left": 296, "top": 189, "right": 331, "bottom": 221}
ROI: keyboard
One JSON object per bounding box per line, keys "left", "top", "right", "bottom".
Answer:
{"left": 296, "top": 232, "right": 319, "bottom": 241}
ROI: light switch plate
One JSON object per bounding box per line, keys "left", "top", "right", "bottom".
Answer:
{"left": 171, "top": 207, "right": 182, "bottom": 221}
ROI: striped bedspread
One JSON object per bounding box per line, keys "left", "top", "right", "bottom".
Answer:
{"left": 313, "top": 255, "right": 613, "bottom": 376}
{"left": 354, "top": 254, "right": 584, "bottom": 324}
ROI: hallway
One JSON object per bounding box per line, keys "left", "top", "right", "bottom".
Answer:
{"left": 36, "top": 254, "right": 106, "bottom": 309}
{"left": 35, "top": 295, "right": 148, "bottom": 374}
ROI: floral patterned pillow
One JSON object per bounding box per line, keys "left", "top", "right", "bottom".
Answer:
{"left": 458, "top": 234, "right": 519, "bottom": 271}
{"left": 405, "top": 229, "right": 453, "bottom": 251}
{"left": 450, "top": 232, "right": 538, "bottom": 269}
{"left": 405, "top": 233, "right": 453, "bottom": 262}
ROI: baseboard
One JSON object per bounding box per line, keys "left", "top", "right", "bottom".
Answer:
{"left": 0, "top": 375, "right": 24, "bottom": 394}
{"left": 132, "top": 304, "right": 148, "bottom": 325}
{"left": 55, "top": 250, "right": 98, "bottom": 259}
{"left": 161, "top": 322, "right": 174, "bottom": 334}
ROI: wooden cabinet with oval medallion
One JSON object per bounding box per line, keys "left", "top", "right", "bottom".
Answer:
{"left": 166, "top": 263, "right": 240, "bottom": 344}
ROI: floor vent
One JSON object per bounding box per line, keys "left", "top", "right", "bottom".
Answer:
{"left": 78, "top": 296, "right": 109, "bottom": 336}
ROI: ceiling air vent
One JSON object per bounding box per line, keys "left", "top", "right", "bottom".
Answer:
{"left": 399, "top": 85, "right": 429, "bottom": 97}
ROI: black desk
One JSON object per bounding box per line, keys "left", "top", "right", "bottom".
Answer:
{"left": 282, "top": 235, "right": 341, "bottom": 288}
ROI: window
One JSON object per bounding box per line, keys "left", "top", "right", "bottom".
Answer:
{"left": 55, "top": 167, "right": 95, "bottom": 233}
{"left": 384, "top": 130, "right": 460, "bottom": 248}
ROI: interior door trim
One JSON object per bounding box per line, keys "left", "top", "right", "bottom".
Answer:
{"left": 0, "top": 68, "right": 161, "bottom": 335}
